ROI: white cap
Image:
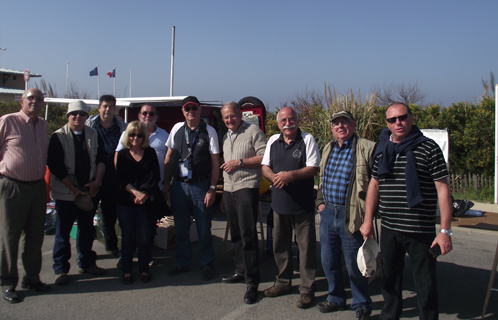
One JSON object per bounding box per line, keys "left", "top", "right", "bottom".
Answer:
{"left": 357, "top": 238, "right": 379, "bottom": 278}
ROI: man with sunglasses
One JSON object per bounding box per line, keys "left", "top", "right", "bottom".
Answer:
{"left": 163, "top": 96, "right": 220, "bottom": 281}
{"left": 86, "top": 95, "right": 127, "bottom": 257}
{"left": 315, "top": 111, "right": 376, "bottom": 319}
{"left": 0, "top": 89, "right": 51, "bottom": 303}
{"left": 360, "top": 103, "right": 452, "bottom": 320}
{"left": 48, "top": 101, "right": 107, "bottom": 286}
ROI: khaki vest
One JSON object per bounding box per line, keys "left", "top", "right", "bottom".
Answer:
{"left": 50, "top": 124, "right": 99, "bottom": 201}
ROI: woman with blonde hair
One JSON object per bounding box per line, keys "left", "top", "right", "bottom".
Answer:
{"left": 115, "top": 121, "right": 161, "bottom": 284}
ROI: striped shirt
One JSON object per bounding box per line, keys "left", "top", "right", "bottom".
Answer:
{"left": 0, "top": 110, "right": 49, "bottom": 181}
{"left": 322, "top": 137, "right": 353, "bottom": 205}
{"left": 372, "top": 139, "right": 448, "bottom": 234}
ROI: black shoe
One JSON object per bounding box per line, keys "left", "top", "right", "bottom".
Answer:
{"left": 356, "top": 306, "right": 371, "bottom": 320}
{"left": 317, "top": 300, "right": 347, "bottom": 313}
{"left": 221, "top": 273, "right": 245, "bottom": 284}
{"left": 201, "top": 266, "right": 214, "bottom": 281}
{"left": 169, "top": 266, "right": 189, "bottom": 276}
{"left": 244, "top": 286, "right": 258, "bottom": 304}
{"left": 3, "top": 290, "right": 19, "bottom": 303}
{"left": 21, "top": 281, "right": 52, "bottom": 293}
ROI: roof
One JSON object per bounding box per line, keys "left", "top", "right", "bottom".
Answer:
{"left": 0, "top": 67, "right": 42, "bottom": 77}
{"left": 44, "top": 96, "right": 223, "bottom": 108}
{"left": 0, "top": 87, "right": 25, "bottom": 95}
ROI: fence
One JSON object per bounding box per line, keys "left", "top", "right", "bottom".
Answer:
{"left": 449, "top": 173, "right": 493, "bottom": 193}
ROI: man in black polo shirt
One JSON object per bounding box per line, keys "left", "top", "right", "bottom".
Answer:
{"left": 261, "top": 107, "right": 321, "bottom": 309}
{"left": 163, "top": 96, "right": 220, "bottom": 281}
{"left": 360, "top": 102, "right": 452, "bottom": 320}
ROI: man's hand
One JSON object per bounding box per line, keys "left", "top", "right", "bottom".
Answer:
{"left": 204, "top": 189, "right": 216, "bottom": 208}
{"left": 84, "top": 180, "right": 100, "bottom": 198}
{"left": 70, "top": 186, "right": 85, "bottom": 198}
{"left": 220, "top": 160, "right": 240, "bottom": 174}
{"left": 273, "top": 171, "right": 293, "bottom": 189}
{"left": 431, "top": 233, "right": 452, "bottom": 255}
{"left": 317, "top": 204, "right": 325, "bottom": 213}
{"left": 360, "top": 220, "right": 374, "bottom": 240}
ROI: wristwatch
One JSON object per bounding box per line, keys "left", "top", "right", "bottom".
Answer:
{"left": 239, "top": 159, "right": 244, "bottom": 167}
{"left": 210, "top": 185, "right": 216, "bottom": 191}
{"left": 439, "top": 229, "right": 453, "bottom": 237}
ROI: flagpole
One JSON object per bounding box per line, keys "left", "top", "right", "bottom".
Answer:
{"left": 97, "top": 65, "right": 100, "bottom": 98}
{"left": 170, "top": 26, "right": 175, "bottom": 96}
{"left": 129, "top": 69, "right": 132, "bottom": 97}
{"left": 65, "top": 62, "right": 69, "bottom": 98}
{"left": 113, "top": 67, "right": 116, "bottom": 96}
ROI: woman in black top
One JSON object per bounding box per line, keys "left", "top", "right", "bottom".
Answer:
{"left": 116, "top": 121, "right": 160, "bottom": 284}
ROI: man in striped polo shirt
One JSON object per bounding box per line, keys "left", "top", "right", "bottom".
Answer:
{"left": 361, "top": 102, "right": 453, "bottom": 320}
{"left": 219, "top": 101, "right": 267, "bottom": 304}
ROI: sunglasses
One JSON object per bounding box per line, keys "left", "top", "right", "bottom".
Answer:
{"left": 129, "top": 133, "right": 144, "bottom": 138}
{"left": 141, "top": 111, "right": 155, "bottom": 117}
{"left": 331, "top": 119, "right": 351, "bottom": 127}
{"left": 386, "top": 114, "right": 410, "bottom": 124}
{"left": 27, "top": 96, "right": 44, "bottom": 102}
{"left": 183, "top": 105, "right": 199, "bottom": 112}
{"left": 69, "top": 111, "right": 88, "bottom": 117}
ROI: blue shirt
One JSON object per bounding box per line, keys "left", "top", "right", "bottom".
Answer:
{"left": 322, "top": 136, "right": 354, "bottom": 205}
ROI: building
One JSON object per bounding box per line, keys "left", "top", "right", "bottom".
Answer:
{"left": 0, "top": 67, "right": 42, "bottom": 102}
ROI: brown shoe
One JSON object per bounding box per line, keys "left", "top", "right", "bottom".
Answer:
{"left": 78, "top": 266, "right": 106, "bottom": 276}
{"left": 55, "top": 273, "right": 68, "bottom": 286}
{"left": 296, "top": 292, "right": 314, "bottom": 309}
{"left": 264, "top": 284, "right": 292, "bottom": 297}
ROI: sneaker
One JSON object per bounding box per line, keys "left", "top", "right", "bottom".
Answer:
{"left": 201, "top": 266, "right": 214, "bottom": 281}
{"left": 317, "top": 300, "right": 347, "bottom": 313}
{"left": 78, "top": 266, "right": 106, "bottom": 276}
{"left": 21, "top": 281, "right": 52, "bottom": 292}
{"left": 356, "top": 306, "right": 370, "bottom": 320}
{"left": 296, "top": 292, "right": 314, "bottom": 309}
{"left": 264, "top": 284, "right": 292, "bottom": 297}
{"left": 55, "top": 273, "right": 68, "bottom": 286}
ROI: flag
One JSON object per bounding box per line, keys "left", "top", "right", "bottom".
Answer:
{"left": 89, "top": 66, "right": 98, "bottom": 76}
{"left": 107, "top": 69, "right": 115, "bottom": 78}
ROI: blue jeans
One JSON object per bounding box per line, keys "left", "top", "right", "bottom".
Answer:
{"left": 53, "top": 199, "right": 98, "bottom": 275}
{"left": 170, "top": 179, "right": 214, "bottom": 270}
{"left": 319, "top": 203, "right": 371, "bottom": 312}
{"left": 116, "top": 204, "right": 153, "bottom": 274}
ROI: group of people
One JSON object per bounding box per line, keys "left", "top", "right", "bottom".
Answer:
{"left": 0, "top": 89, "right": 452, "bottom": 320}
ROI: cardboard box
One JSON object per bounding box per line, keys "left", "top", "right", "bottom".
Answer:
{"left": 153, "top": 221, "right": 198, "bottom": 249}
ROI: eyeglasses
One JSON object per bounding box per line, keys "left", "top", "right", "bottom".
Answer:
{"left": 69, "top": 111, "right": 88, "bottom": 117}
{"left": 183, "top": 106, "right": 199, "bottom": 112}
{"left": 141, "top": 111, "right": 155, "bottom": 117}
{"left": 331, "top": 119, "right": 351, "bottom": 127}
{"left": 27, "top": 96, "right": 44, "bottom": 102}
{"left": 278, "top": 117, "right": 296, "bottom": 124}
{"left": 386, "top": 114, "right": 410, "bottom": 124}
{"left": 129, "top": 133, "right": 144, "bottom": 139}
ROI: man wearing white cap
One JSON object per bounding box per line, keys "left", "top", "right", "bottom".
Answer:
{"left": 315, "top": 110, "right": 376, "bottom": 319}
{"left": 47, "top": 101, "right": 107, "bottom": 286}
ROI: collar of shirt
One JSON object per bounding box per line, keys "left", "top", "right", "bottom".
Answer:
{"left": 333, "top": 135, "right": 354, "bottom": 150}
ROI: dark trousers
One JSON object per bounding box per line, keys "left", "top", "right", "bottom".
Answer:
{"left": 116, "top": 204, "right": 153, "bottom": 274}
{"left": 0, "top": 177, "right": 46, "bottom": 290}
{"left": 273, "top": 211, "right": 317, "bottom": 294}
{"left": 95, "top": 186, "right": 119, "bottom": 251}
{"left": 223, "top": 188, "right": 260, "bottom": 287}
{"left": 380, "top": 226, "right": 439, "bottom": 320}
{"left": 53, "top": 199, "right": 98, "bottom": 274}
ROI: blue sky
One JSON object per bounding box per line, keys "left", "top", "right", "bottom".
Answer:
{"left": 1, "top": 1, "right": 497, "bottom": 108}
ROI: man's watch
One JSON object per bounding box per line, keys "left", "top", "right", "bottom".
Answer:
{"left": 209, "top": 185, "right": 216, "bottom": 191}
{"left": 239, "top": 159, "right": 244, "bottom": 167}
{"left": 439, "top": 229, "right": 453, "bottom": 237}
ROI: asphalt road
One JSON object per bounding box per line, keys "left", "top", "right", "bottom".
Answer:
{"left": 1, "top": 203, "right": 497, "bottom": 320}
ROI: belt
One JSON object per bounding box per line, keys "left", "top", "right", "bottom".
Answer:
{"left": 174, "top": 176, "right": 209, "bottom": 184}
{"left": 0, "top": 175, "right": 44, "bottom": 185}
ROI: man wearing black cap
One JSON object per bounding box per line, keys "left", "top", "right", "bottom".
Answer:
{"left": 47, "top": 100, "right": 107, "bottom": 286}
{"left": 163, "top": 96, "right": 220, "bottom": 281}
{"left": 315, "top": 110, "right": 376, "bottom": 319}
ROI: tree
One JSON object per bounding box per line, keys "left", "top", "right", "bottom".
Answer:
{"left": 374, "top": 80, "right": 428, "bottom": 106}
